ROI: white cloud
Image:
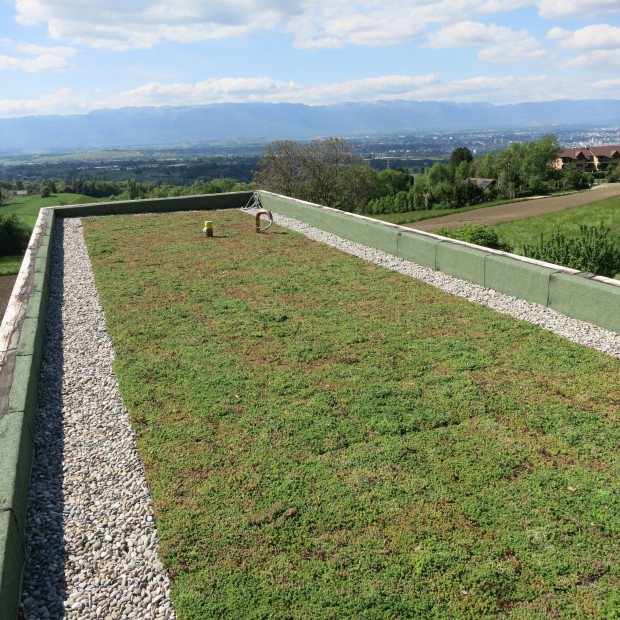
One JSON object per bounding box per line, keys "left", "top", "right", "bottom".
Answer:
{"left": 112, "top": 74, "right": 441, "bottom": 107}
{"left": 286, "top": 1, "right": 531, "bottom": 49}
{"left": 0, "top": 88, "right": 91, "bottom": 117}
{"left": 14, "top": 42, "right": 78, "bottom": 57}
{"left": 547, "top": 25, "right": 620, "bottom": 51}
{"left": 535, "top": 0, "right": 620, "bottom": 19}
{"left": 412, "top": 74, "right": 564, "bottom": 103}
{"left": 427, "top": 21, "right": 515, "bottom": 47}
{"left": 12, "top": 0, "right": 299, "bottom": 50}
{"left": 0, "top": 53, "right": 72, "bottom": 71}
{"left": 426, "top": 21, "right": 546, "bottom": 62}
{"left": 0, "top": 37, "right": 77, "bottom": 71}
{"left": 478, "top": 42, "right": 547, "bottom": 63}
{"left": 0, "top": 38, "right": 78, "bottom": 57}
{"left": 563, "top": 49, "right": 620, "bottom": 72}
{"left": 589, "top": 79, "right": 620, "bottom": 101}
{"left": 0, "top": 69, "right": 610, "bottom": 118}
{"left": 592, "top": 78, "right": 620, "bottom": 90}
{"left": 9, "top": 0, "right": 535, "bottom": 51}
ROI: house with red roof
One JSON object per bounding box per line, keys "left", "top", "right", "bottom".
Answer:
{"left": 556, "top": 146, "right": 620, "bottom": 172}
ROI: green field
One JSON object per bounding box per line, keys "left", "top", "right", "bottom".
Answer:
{"left": 0, "top": 193, "right": 100, "bottom": 275}
{"left": 368, "top": 198, "right": 525, "bottom": 226}
{"left": 1, "top": 193, "right": 100, "bottom": 228}
{"left": 84, "top": 210, "right": 620, "bottom": 620}
{"left": 494, "top": 195, "right": 620, "bottom": 254}
{"left": 367, "top": 192, "right": 586, "bottom": 226}
{"left": 0, "top": 255, "right": 24, "bottom": 276}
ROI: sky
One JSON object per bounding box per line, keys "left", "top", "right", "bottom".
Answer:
{"left": 0, "top": 0, "right": 619, "bottom": 119}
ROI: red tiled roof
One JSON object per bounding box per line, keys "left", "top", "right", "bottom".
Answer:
{"left": 559, "top": 146, "right": 620, "bottom": 160}
{"left": 558, "top": 148, "right": 592, "bottom": 159}
{"left": 588, "top": 146, "right": 620, "bottom": 158}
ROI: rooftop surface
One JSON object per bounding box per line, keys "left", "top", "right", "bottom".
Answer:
{"left": 67, "top": 208, "right": 619, "bottom": 618}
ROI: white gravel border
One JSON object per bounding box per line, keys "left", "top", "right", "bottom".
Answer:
{"left": 20, "top": 218, "right": 175, "bottom": 619}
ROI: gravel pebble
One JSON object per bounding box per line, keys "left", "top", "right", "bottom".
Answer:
{"left": 20, "top": 218, "right": 175, "bottom": 619}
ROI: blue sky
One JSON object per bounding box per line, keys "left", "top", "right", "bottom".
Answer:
{"left": 1, "top": 0, "right": 619, "bottom": 118}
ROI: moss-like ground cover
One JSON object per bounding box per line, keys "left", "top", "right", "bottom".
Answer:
{"left": 83, "top": 210, "right": 619, "bottom": 619}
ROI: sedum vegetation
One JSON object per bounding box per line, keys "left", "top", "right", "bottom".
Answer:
{"left": 84, "top": 210, "right": 620, "bottom": 619}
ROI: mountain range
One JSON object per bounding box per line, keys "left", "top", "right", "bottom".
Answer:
{"left": 1, "top": 99, "right": 619, "bottom": 153}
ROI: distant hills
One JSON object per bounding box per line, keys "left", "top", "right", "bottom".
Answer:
{"left": 1, "top": 99, "right": 619, "bottom": 153}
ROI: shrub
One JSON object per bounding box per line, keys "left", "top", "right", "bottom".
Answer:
{"left": 606, "top": 166, "right": 620, "bottom": 183}
{"left": 522, "top": 224, "right": 620, "bottom": 278}
{"left": 434, "top": 224, "right": 513, "bottom": 252}
{"left": 0, "top": 214, "right": 32, "bottom": 256}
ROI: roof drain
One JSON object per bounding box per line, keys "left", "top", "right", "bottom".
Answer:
{"left": 255, "top": 209, "right": 273, "bottom": 233}
{"left": 242, "top": 192, "right": 274, "bottom": 233}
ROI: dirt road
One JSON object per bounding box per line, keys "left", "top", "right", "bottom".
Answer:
{"left": 405, "top": 184, "right": 620, "bottom": 232}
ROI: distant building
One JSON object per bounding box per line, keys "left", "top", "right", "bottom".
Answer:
{"left": 462, "top": 177, "right": 495, "bottom": 189}
{"left": 556, "top": 146, "right": 620, "bottom": 172}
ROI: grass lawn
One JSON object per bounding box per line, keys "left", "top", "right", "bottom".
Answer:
{"left": 0, "top": 193, "right": 101, "bottom": 273}
{"left": 84, "top": 210, "right": 619, "bottom": 619}
{"left": 368, "top": 199, "right": 521, "bottom": 226}
{"left": 0, "top": 254, "right": 24, "bottom": 276}
{"left": 367, "top": 193, "right": 583, "bottom": 226}
{"left": 1, "top": 192, "right": 100, "bottom": 228}
{"left": 494, "top": 195, "right": 620, "bottom": 254}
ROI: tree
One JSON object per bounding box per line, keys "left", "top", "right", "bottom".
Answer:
{"left": 606, "top": 165, "right": 620, "bottom": 183}
{"left": 334, "top": 165, "right": 378, "bottom": 212}
{"left": 0, "top": 214, "right": 31, "bottom": 256}
{"left": 127, "top": 178, "right": 146, "bottom": 200}
{"left": 455, "top": 160, "right": 470, "bottom": 182}
{"left": 558, "top": 164, "right": 592, "bottom": 190}
{"left": 375, "top": 168, "right": 414, "bottom": 197}
{"left": 496, "top": 142, "right": 524, "bottom": 198}
{"left": 425, "top": 162, "right": 453, "bottom": 188}
{"left": 254, "top": 138, "right": 368, "bottom": 209}
{"left": 520, "top": 133, "right": 561, "bottom": 189}
{"left": 449, "top": 146, "right": 473, "bottom": 169}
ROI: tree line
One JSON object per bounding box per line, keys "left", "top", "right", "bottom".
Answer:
{"left": 253, "top": 134, "right": 609, "bottom": 215}
{"left": 0, "top": 177, "right": 252, "bottom": 202}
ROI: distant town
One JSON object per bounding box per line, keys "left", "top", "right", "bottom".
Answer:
{"left": 2, "top": 126, "right": 619, "bottom": 186}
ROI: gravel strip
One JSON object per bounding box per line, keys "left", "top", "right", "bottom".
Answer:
{"left": 245, "top": 207, "right": 620, "bottom": 359}
{"left": 20, "top": 218, "right": 175, "bottom": 619}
